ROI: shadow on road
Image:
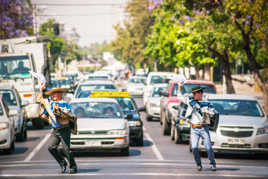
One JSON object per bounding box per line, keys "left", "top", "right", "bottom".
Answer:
{"left": 73, "top": 149, "right": 142, "bottom": 158}
{"left": 203, "top": 167, "right": 240, "bottom": 171}
{"left": 214, "top": 153, "right": 268, "bottom": 160}
{"left": 77, "top": 168, "right": 101, "bottom": 173}
{"left": 143, "top": 140, "right": 153, "bottom": 147}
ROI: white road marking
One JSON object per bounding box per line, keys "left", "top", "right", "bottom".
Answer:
{"left": 144, "top": 127, "right": 164, "bottom": 161}
{"left": 24, "top": 133, "right": 51, "bottom": 162}
{"left": 0, "top": 173, "right": 265, "bottom": 178}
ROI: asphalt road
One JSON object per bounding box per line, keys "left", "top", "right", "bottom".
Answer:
{"left": 0, "top": 97, "right": 268, "bottom": 179}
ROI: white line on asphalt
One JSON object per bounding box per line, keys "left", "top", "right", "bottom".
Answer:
{"left": 24, "top": 133, "right": 51, "bottom": 162}
{"left": 144, "top": 127, "right": 164, "bottom": 161}
{"left": 0, "top": 173, "right": 265, "bottom": 178}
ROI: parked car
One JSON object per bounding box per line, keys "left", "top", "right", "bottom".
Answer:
{"left": 195, "top": 94, "right": 268, "bottom": 154}
{"left": 126, "top": 76, "right": 146, "bottom": 96}
{"left": 0, "top": 96, "right": 16, "bottom": 154}
{"left": 0, "top": 85, "right": 27, "bottom": 141}
{"left": 88, "top": 91, "right": 144, "bottom": 146}
{"left": 74, "top": 80, "right": 119, "bottom": 98}
{"left": 70, "top": 97, "right": 130, "bottom": 155}
{"left": 143, "top": 72, "right": 176, "bottom": 106}
{"left": 160, "top": 80, "right": 216, "bottom": 137}
{"left": 145, "top": 84, "right": 168, "bottom": 121}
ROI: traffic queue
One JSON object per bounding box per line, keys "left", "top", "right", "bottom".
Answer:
{"left": 1, "top": 69, "right": 268, "bottom": 158}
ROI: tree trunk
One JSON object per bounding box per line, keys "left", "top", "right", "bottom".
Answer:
{"left": 208, "top": 46, "right": 235, "bottom": 94}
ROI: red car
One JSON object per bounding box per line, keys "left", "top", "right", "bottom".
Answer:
{"left": 160, "top": 80, "right": 217, "bottom": 137}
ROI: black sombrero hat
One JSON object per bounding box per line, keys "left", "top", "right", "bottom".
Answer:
{"left": 191, "top": 86, "right": 204, "bottom": 93}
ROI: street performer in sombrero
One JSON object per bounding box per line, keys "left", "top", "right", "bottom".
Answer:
{"left": 37, "top": 83, "right": 77, "bottom": 174}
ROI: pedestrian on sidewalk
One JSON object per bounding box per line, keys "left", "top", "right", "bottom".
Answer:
{"left": 38, "top": 83, "right": 77, "bottom": 174}
{"left": 187, "top": 86, "right": 216, "bottom": 171}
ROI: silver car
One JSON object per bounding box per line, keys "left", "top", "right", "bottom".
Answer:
{"left": 197, "top": 94, "right": 268, "bottom": 154}
{"left": 145, "top": 84, "right": 167, "bottom": 121}
{"left": 127, "top": 76, "right": 146, "bottom": 96}
{"left": 70, "top": 98, "right": 129, "bottom": 155}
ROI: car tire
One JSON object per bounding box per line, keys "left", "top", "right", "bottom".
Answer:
{"left": 32, "top": 118, "right": 45, "bottom": 129}
{"left": 146, "top": 115, "right": 152, "bottom": 121}
{"left": 4, "top": 140, "right": 15, "bottom": 154}
{"left": 16, "top": 123, "right": 27, "bottom": 142}
{"left": 170, "top": 124, "right": 175, "bottom": 141}
{"left": 120, "top": 147, "right": 129, "bottom": 156}
{"left": 174, "top": 128, "right": 182, "bottom": 144}
{"left": 189, "top": 134, "right": 192, "bottom": 152}
{"left": 162, "top": 114, "right": 170, "bottom": 136}
{"left": 160, "top": 108, "right": 163, "bottom": 125}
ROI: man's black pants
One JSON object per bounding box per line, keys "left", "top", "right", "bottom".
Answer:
{"left": 48, "top": 127, "right": 77, "bottom": 169}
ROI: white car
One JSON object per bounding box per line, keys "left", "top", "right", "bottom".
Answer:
{"left": 0, "top": 85, "right": 27, "bottom": 141}
{"left": 70, "top": 98, "right": 130, "bottom": 155}
{"left": 145, "top": 84, "right": 168, "bottom": 121}
{"left": 0, "top": 96, "right": 16, "bottom": 154}
{"left": 197, "top": 94, "right": 268, "bottom": 154}
{"left": 143, "top": 72, "right": 176, "bottom": 106}
{"left": 127, "top": 76, "right": 146, "bottom": 96}
{"left": 74, "top": 80, "right": 119, "bottom": 98}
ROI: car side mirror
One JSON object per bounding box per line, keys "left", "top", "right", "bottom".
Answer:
{"left": 124, "top": 114, "right": 133, "bottom": 119}
{"left": 138, "top": 107, "right": 146, "bottom": 112}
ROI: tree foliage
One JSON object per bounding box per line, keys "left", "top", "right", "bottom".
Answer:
{"left": 0, "top": 0, "right": 33, "bottom": 39}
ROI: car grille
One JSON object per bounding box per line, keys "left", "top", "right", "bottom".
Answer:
{"left": 78, "top": 130, "right": 108, "bottom": 135}
{"left": 220, "top": 130, "right": 253, "bottom": 138}
{"left": 220, "top": 126, "right": 253, "bottom": 138}
{"left": 221, "top": 143, "right": 251, "bottom": 148}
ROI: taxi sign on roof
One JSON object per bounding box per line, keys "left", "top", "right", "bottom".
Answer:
{"left": 90, "top": 91, "right": 131, "bottom": 98}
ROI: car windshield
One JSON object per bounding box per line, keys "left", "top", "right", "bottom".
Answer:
{"left": 115, "top": 97, "right": 136, "bottom": 114}
{"left": 152, "top": 86, "right": 167, "bottom": 97}
{"left": 76, "top": 84, "right": 117, "bottom": 97}
{"left": 129, "top": 78, "right": 145, "bottom": 84}
{"left": 208, "top": 99, "right": 264, "bottom": 117}
{"left": 0, "top": 90, "right": 17, "bottom": 106}
{"left": 88, "top": 76, "right": 108, "bottom": 79}
{"left": 0, "top": 55, "right": 31, "bottom": 79}
{"left": 150, "top": 75, "right": 169, "bottom": 84}
{"left": 71, "top": 101, "right": 123, "bottom": 118}
{"left": 181, "top": 84, "right": 216, "bottom": 94}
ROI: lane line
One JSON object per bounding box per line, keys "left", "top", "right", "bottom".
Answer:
{"left": 24, "top": 133, "right": 51, "bottom": 162}
{"left": 0, "top": 173, "right": 266, "bottom": 178}
{"left": 144, "top": 127, "right": 164, "bottom": 161}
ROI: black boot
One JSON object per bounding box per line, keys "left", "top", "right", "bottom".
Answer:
{"left": 60, "top": 160, "right": 67, "bottom": 173}
{"left": 69, "top": 167, "right": 77, "bottom": 174}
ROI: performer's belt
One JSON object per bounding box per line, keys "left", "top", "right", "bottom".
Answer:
{"left": 54, "top": 124, "right": 69, "bottom": 131}
{"left": 191, "top": 124, "right": 208, "bottom": 128}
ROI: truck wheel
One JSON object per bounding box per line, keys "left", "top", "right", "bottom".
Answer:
{"left": 162, "top": 115, "right": 170, "bottom": 136}
{"left": 120, "top": 147, "right": 129, "bottom": 156}
{"left": 174, "top": 128, "right": 182, "bottom": 144}
{"left": 32, "top": 118, "right": 45, "bottom": 129}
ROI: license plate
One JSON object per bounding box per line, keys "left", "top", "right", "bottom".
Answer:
{"left": 227, "top": 138, "right": 246, "bottom": 144}
{"left": 86, "top": 140, "right": 100, "bottom": 146}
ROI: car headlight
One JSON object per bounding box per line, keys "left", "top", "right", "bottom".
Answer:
{"left": 150, "top": 103, "right": 158, "bottom": 108}
{"left": 256, "top": 127, "right": 268, "bottom": 135}
{"left": 108, "top": 129, "right": 127, "bottom": 135}
{"left": 0, "top": 122, "right": 9, "bottom": 130}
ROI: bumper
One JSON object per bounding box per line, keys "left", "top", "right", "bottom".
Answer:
{"left": 70, "top": 134, "right": 129, "bottom": 150}
{"left": 199, "top": 131, "right": 268, "bottom": 153}
{"left": 24, "top": 103, "right": 40, "bottom": 119}
{"left": 129, "top": 126, "right": 143, "bottom": 140}
{"left": 0, "top": 129, "right": 11, "bottom": 150}
{"left": 147, "top": 106, "right": 160, "bottom": 118}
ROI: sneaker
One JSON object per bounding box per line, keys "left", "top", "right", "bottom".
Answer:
{"left": 197, "top": 165, "right": 202, "bottom": 171}
{"left": 69, "top": 167, "right": 77, "bottom": 174}
{"left": 210, "top": 165, "right": 216, "bottom": 171}
{"left": 60, "top": 161, "right": 67, "bottom": 173}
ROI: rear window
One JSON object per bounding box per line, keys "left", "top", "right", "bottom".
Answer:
{"left": 181, "top": 84, "right": 216, "bottom": 94}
